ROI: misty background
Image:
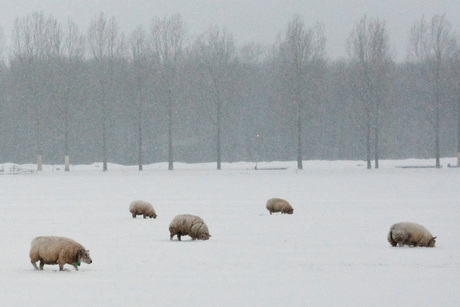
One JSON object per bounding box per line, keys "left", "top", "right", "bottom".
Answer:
{"left": 0, "top": 1, "right": 459, "bottom": 170}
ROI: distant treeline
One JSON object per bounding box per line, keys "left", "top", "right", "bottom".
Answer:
{"left": 0, "top": 12, "right": 458, "bottom": 169}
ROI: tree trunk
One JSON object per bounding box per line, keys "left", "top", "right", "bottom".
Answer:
{"left": 366, "top": 114, "right": 371, "bottom": 170}
{"left": 102, "top": 101, "right": 108, "bottom": 172}
{"left": 374, "top": 127, "right": 379, "bottom": 169}
{"left": 297, "top": 103, "right": 303, "bottom": 170}
{"left": 217, "top": 102, "right": 222, "bottom": 170}
{"left": 167, "top": 91, "right": 174, "bottom": 171}
{"left": 37, "top": 154, "right": 42, "bottom": 172}
{"left": 457, "top": 96, "right": 460, "bottom": 167}
{"left": 138, "top": 107, "right": 143, "bottom": 171}
{"left": 374, "top": 100, "right": 380, "bottom": 169}
{"left": 434, "top": 61, "right": 441, "bottom": 168}
{"left": 64, "top": 97, "right": 70, "bottom": 172}
{"left": 435, "top": 104, "right": 441, "bottom": 168}
{"left": 36, "top": 115, "right": 42, "bottom": 172}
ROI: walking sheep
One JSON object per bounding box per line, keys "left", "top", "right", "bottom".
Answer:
{"left": 29, "top": 236, "right": 92, "bottom": 271}
{"left": 266, "top": 198, "right": 294, "bottom": 215}
{"left": 387, "top": 222, "right": 436, "bottom": 247}
{"left": 169, "top": 214, "right": 211, "bottom": 241}
{"left": 129, "top": 200, "right": 157, "bottom": 219}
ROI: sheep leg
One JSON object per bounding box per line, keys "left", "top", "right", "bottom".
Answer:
{"left": 72, "top": 264, "right": 79, "bottom": 271}
{"left": 39, "top": 261, "right": 45, "bottom": 270}
{"left": 143, "top": 214, "right": 147, "bottom": 218}
{"left": 31, "top": 261, "right": 39, "bottom": 270}
{"left": 132, "top": 213, "right": 136, "bottom": 218}
{"left": 177, "top": 234, "right": 181, "bottom": 241}
{"left": 59, "top": 264, "right": 64, "bottom": 271}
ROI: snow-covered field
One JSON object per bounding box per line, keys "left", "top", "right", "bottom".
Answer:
{"left": 0, "top": 158, "right": 459, "bottom": 306}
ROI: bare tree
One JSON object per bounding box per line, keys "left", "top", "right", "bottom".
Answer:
{"left": 128, "top": 26, "right": 152, "bottom": 171}
{"left": 408, "top": 15, "right": 456, "bottom": 167}
{"left": 451, "top": 43, "right": 460, "bottom": 166}
{"left": 0, "top": 26, "right": 4, "bottom": 62}
{"left": 59, "top": 19, "right": 85, "bottom": 171}
{"left": 195, "top": 26, "right": 238, "bottom": 170}
{"left": 88, "top": 13, "right": 124, "bottom": 171}
{"left": 0, "top": 26, "right": 4, "bottom": 90}
{"left": 238, "top": 42, "right": 265, "bottom": 162}
{"left": 150, "top": 14, "right": 185, "bottom": 171}
{"left": 347, "top": 16, "right": 392, "bottom": 169}
{"left": 275, "top": 15, "right": 326, "bottom": 169}
{"left": 11, "top": 12, "right": 62, "bottom": 171}
{"left": 0, "top": 26, "right": 5, "bottom": 162}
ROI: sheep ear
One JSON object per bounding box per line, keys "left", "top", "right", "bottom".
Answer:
{"left": 76, "top": 249, "right": 82, "bottom": 260}
{"left": 432, "top": 237, "right": 437, "bottom": 240}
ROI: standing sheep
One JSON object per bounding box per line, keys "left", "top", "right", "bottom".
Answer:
{"left": 266, "top": 198, "right": 294, "bottom": 215}
{"left": 169, "top": 214, "right": 211, "bottom": 241}
{"left": 129, "top": 200, "right": 157, "bottom": 219}
{"left": 387, "top": 222, "right": 436, "bottom": 247}
{"left": 29, "top": 236, "right": 92, "bottom": 271}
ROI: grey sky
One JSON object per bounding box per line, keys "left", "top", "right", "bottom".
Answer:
{"left": 1, "top": 0, "right": 459, "bottom": 61}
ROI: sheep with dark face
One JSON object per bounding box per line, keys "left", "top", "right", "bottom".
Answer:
{"left": 129, "top": 200, "right": 157, "bottom": 219}
{"left": 387, "top": 222, "right": 436, "bottom": 247}
{"left": 29, "top": 236, "right": 92, "bottom": 271}
{"left": 266, "top": 198, "right": 294, "bottom": 215}
{"left": 169, "top": 214, "right": 211, "bottom": 241}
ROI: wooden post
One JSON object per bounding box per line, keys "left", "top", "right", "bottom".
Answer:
{"left": 65, "top": 155, "right": 70, "bottom": 172}
{"left": 37, "top": 155, "right": 42, "bottom": 171}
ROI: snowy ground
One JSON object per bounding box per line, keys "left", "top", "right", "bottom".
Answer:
{"left": 0, "top": 158, "right": 459, "bottom": 306}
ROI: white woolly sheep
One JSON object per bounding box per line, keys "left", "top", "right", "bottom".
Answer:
{"left": 169, "top": 214, "right": 211, "bottom": 241}
{"left": 29, "top": 236, "right": 92, "bottom": 271}
{"left": 266, "top": 198, "right": 294, "bottom": 215}
{"left": 129, "top": 200, "right": 157, "bottom": 219}
{"left": 387, "top": 222, "right": 436, "bottom": 247}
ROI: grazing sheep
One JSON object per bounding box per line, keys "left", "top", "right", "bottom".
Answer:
{"left": 169, "top": 214, "right": 211, "bottom": 241}
{"left": 266, "top": 198, "right": 294, "bottom": 215}
{"left": 129, "top": 200, "right": 157, "bottom": 219}
{"left": 387, "top": 222, "right": 436, "bottom": 247}
{"left": 29, "top": 236, "right": 92, "bottom": 271}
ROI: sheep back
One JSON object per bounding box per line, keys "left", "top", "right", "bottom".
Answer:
{"left": 387, "top": 222, "right": 436, "bottom": 247}
{"left": 266, "top": 198, "right": 294, "bottom": 215}
{"left": 169, "top": 214, "right": 211, "bottom": 241}
{"left": 129, "top": 200, "right": 157, "bottom": 219}
{"left": 29, "top": 236, "right": 92, "bottom": 271}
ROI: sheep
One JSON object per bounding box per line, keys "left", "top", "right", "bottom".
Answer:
{"left": 387, "top": 222, "right": 436, "bottom": 247}
{"left": 169, "top": 214, "right": 211, "bottom": 241}
{"left": 29, "top": 236, "right": 92, "bottom": 271}
{"left": 129, "top": 200, "right": 157, "bottom": 219}
{"left": 266, "top": 198, "right": 294, "bottom": 215}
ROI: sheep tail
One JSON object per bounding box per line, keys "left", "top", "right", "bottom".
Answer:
{"left": 387, "top": 231, "right": 397, "bottom": 247}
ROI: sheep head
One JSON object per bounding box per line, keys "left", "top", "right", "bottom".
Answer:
{"left": 428, "top": 236, "right": 437, "bottom": 247}
{"left": 78, "top": 248, "right": 93, "bottom": 264}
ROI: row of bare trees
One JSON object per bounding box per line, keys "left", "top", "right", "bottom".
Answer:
{"left": 0, "top": 12, "right": 459, "bottom": 171}
{"left": 409, "top": 15, "right": 458, "bottom": 168}
{"left": 347, "top": 15, "right": 459, "bottom": 169}
{"left": 347, "top": 16, "right": 392, "bottom": 169}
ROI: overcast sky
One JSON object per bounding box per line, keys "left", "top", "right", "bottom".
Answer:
{"left": 1, "top": 0, "right": 460, "bottom": 61}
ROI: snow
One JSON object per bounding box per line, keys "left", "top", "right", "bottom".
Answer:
{"left": 1, "top": 158, "right": 459, "bottom": 306}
